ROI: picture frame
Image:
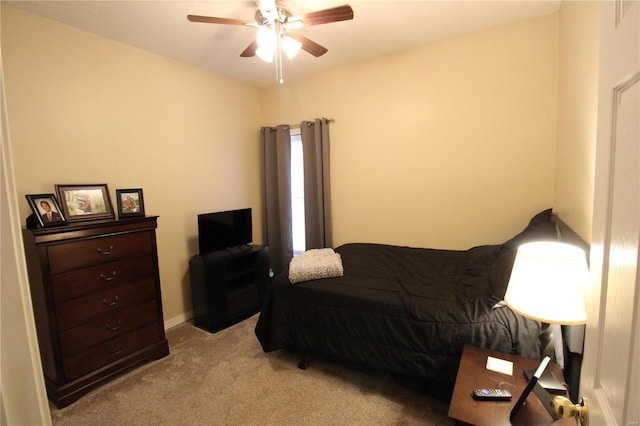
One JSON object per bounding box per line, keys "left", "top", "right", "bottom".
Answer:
{"left": 55, "top": 184, "right": 115, "bottom": 222}
{"left": 25, "top": 193, "right": 67, "bottom": 228}
{"left": 116, "top": 188, "right": 145, "bottom": 218}
{"left": 510, "top": 356, "right": 551, "bottom": 420}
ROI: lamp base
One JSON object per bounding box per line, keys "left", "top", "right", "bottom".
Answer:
{"left": 524, "top": 367, "right": 567, "bottom": 394}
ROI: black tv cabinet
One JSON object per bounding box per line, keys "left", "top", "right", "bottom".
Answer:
{"left": 189, "top": 245, "right": 270, "bottom": 332}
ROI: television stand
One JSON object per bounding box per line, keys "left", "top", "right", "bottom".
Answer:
{"left": 189, "top": 245, "right": 270, "bottom": 332}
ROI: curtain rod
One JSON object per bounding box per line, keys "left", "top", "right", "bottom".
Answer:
{"left": 288, "top": 118, "right": 335, "bottom": 129}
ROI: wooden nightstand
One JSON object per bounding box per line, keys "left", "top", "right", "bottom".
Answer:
{"left": 448, "top": 345, "right": 575, "bottom": 426}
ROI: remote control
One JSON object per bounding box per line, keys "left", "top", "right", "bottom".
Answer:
{"left": 472, "top": 388, "right": 512, "bottom": 401}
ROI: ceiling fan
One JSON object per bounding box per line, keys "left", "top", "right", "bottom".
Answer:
{"left": 187, "top": 1, "right": 354, "bottom": 83}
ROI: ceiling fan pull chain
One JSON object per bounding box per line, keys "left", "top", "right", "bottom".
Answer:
{"left": 276, "top": 31, "right": 284, "bottom": 84}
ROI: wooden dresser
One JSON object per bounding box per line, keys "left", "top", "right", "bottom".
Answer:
{"left": 22, "top": 216, "right": 169, "bottom": 407}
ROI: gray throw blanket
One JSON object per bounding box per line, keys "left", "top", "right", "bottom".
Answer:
{"left": 288, "top": 248, "right": 344, "bottom": 284}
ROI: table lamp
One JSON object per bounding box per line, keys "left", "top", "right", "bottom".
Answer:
{"left": 504, "top": 241, "right": 589, "bottom": 394}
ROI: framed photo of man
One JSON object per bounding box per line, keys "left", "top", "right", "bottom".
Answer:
{"left": 25, "top": 194, "right": 67, "bottom": 228}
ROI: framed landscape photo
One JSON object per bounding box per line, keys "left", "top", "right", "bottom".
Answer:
{"left": 25, "top": 193, "right": 67, "bottom": 228}
{"left": 116, "top": 188, "right": 145, "bottom": 218}
{"left": 55, "top": 184, "right": 115, "bottom": 222}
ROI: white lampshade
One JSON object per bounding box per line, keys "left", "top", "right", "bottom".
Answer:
{"left": 504, "top": 241, "right": 588, "bottom": 324}
{"left": 281, "top": 34, "right": 302, "bottom": 59}
{"left": 256, "top": 27, "right": 276, "bottom": 62}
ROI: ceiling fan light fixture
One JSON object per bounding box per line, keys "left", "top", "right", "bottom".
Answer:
{"left": 256, "top": 46, "right": 274, "bottom": 62}
{"left": 256, "top": 27, "right": 276, "bottom": 62}
{"left": 187, "top": 3, "right": 355, "bottom": 83}
{"left": 282, "top": 35, "right": 302, "bottom": 59}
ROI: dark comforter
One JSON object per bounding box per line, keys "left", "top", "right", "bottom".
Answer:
{"left": 255, "top": 241, "right": 542, "bottom": 383}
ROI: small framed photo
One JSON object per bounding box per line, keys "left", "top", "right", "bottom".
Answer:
{"left": 116, "top": 188, "right": 145, "bottom": 218}
{"left": 55, "top": 184, "right": 115, "bottom": 222}
{"left": 25, "top": 194, "right": 67, "bottom": 228}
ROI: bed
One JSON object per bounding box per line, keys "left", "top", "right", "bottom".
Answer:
{"left": 254, "top": 209, "right": 577, "bottom": 385}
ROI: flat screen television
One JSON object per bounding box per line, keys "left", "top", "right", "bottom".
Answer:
{"left": 198, "top": 208, "right": 252, "bottom": 254}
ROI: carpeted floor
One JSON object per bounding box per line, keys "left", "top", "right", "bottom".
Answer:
{"left": 50, "top": 314, "right": 455, "bottom": 425}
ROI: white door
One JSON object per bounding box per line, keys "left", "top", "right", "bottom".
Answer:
{"left": 581, "top": 1, "right": 640, "bottom": 425}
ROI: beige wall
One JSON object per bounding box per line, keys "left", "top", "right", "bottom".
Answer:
{"left": 553, "top": 1, "right": 600, "bottom": 243}
{"left": 2, "top": 6, "right": 263, "bottom": 324}
{"left": 2, "top": 4, "right": 598, "bottom": 322}
{"left": 261, "top": 13, "right": 560, "bottom": 250}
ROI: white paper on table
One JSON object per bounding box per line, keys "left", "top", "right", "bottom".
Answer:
{"left": 485, "top": 356, "right": 514, "bottom": 376}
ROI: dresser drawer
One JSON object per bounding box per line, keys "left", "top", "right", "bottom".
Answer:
{"left": 48, "top": 231, "right": 152, "bottom": 273}
{"left": 59, "top": 300, "right": 158, "bottom": 356}
{"left": 56, "top": 278, "right": 156, "bottom": 330}
{"left": 52, "top": 255, "right": 155, "bottom": 302}
{"left": 63, "top": 323, "right": 161, "bottom": 381}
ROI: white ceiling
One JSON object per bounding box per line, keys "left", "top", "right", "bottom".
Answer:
{"left": 6, "top": 0, "right": 561, "bottom": 88}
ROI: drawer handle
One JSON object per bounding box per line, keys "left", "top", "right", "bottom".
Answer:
{"left": 108, "top": 343, "right": 124, "bottom": 355}
{"left": 102, "top": 296, "right": 119, "bottom": 306}
{"left": 105, "top": 320, "right": 122, "bottom": 331}
{"left": 99, "top": 271, "right": 117, "bottom": 281}
{"left": 97, "top": 245, "right": 114, "bottom": 255}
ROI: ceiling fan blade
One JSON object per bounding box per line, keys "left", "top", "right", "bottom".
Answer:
{"left": 290, "top": 32, "right": 328, "bottom": 57}
{"left": 240, "top": 40, "right": 258, "bottom": 57}
{"left": 290, "top": 5, "right": 354, "bottom": 27}
{"left": 187, "top": 15, "right": 252, "bottom": 26}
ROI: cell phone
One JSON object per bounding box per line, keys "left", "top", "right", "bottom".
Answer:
{"left": 472, "top": 388, "right": 512, "bottom": 401}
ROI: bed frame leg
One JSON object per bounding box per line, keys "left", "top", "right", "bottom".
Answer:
{"left": 298, "top": 354, "right": 308, "bottom": 370}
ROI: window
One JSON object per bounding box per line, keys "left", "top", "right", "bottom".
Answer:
{"left": 290, "top": 128, "right": 305, "bottom": 254}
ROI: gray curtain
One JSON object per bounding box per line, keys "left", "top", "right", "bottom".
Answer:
{"left": 261, "top": 119, "right": 333, "bottom": 274}
{"left": 301, "top": 119, "right": 333, "bottom": 249}
{"left": 261, "top": 125, "right": 292, "bottom": 274}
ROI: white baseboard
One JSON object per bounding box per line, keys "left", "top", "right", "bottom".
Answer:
{"left": 164, "top": 311, "right": 193, "bottom": 330}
